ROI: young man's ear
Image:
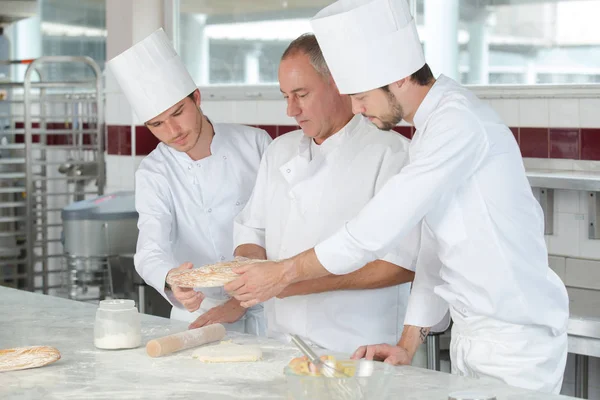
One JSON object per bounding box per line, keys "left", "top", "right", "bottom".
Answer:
{"left": 193, "top": 89, "right": 201, "bottom": 107}
{"left": 393, "top": 78, "right": 407, "bottom": 89}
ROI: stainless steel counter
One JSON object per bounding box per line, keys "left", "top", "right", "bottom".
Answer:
{"left": 526, "top": 169, "right": 600, "bottom": 192}
{"left": 0, "top": 287, "right": 576, "bottom": 400}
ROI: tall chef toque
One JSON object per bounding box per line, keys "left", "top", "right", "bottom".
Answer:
{"left": 310, "top": 0, "right": 425, "bottom": 95}
{"left": 106, "top": 28, "right": 197, "bottom": 123}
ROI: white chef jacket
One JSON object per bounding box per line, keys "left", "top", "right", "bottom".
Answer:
{"left": 233, "top": 115, "right": 422, "bottom": 353}
{"left": 134, "top": 121, "right": 272, "bottom": 330}
{"left": 315, "top": 75, "right": 569, "bottom": 336}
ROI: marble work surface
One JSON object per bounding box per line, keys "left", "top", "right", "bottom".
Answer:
{"left": 0, "top": 287, "right": 576, "bottom": 400}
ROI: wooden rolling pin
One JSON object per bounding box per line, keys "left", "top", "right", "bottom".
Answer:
{"left": 146, "top": 324, "right": 226, "bottom": 358}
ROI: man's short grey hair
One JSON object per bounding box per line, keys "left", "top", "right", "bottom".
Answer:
{"left": 281, "top": 33, "right": 330, "bottom": 78}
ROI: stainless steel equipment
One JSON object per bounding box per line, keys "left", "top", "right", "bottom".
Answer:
{"left": 0, "top": 56, "right": 105, "bottom": 294}
{"left": 61, "top": 191, "right": 170, "bottom": 317}
{"left": 62, "top": 191, "right": 137, "bottom": 303}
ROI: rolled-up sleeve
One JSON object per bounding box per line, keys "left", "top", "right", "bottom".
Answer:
{"left": 315, "top": 108, "right": 489, "bottom": 275}
{"left": 403, "top": 223, "right": 448, "bottom": 330}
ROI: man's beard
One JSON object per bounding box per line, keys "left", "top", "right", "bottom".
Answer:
{"left": 376, "top": 91, "right": 404, "bottom": 131}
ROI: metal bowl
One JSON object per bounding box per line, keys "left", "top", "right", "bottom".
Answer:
{"left": 284, "top": 359, "right": 395, "bottom": 400}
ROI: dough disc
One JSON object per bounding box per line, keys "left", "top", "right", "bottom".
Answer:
{"left": 192, "top": 342, "right": 262, "bottom": 363}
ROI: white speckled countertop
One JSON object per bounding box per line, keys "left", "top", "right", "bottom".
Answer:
{"left": 0, "top": 287, "right": 576, "bottom": 399}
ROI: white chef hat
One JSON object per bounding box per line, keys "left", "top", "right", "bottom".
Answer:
{"left": 310, "top": 0, "right": 425, "bottom": 95}
{"left": 106, "top": 28, "right": 197, "bottom": 123}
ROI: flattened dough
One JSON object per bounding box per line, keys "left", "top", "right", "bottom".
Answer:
{"left": 167, "top": 259, "right": 271, "bottom": 288}
{"left": 0, "top": 346, "right": 61, "bottom": 372}
{"left": 192, "top": 342, "right": 262, "bottom": 363}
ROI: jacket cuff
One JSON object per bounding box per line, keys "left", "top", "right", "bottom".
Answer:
{"left": 403, "top": 288, "right": 449, "bottom": 331}
{"left": 314, "top": 225, "right": 375, "bottom": 275}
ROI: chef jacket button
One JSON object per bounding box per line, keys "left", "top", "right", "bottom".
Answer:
{"left": 235, "top": 201, "right": 240, "bottom": 206}
{"left": 220, "top": 256, "right": 225, "bottom": 261}
{"left": 286, "top": 169, "right": 291, "bottom": 173}
{"left": 223, "top": 155, "right": 227, "bottom": 160}
{"left": 208, "top": 208, "right": 212, "bottom": 213}
{"left": 188, "top": 165, "right": 192, "bottom": 170}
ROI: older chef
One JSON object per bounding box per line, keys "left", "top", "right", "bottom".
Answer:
{"left": 107, "top": 28, "right": 271, "bottom": 334}
{"left": 192, "top": 34, "right": 420, "bottom": 353}
{"left": 225, "top": 0, "right": 569, "bottom": 393}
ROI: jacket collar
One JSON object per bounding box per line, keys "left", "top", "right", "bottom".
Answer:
{"left": 413, "top": 75, "right": 451, "bottom": 132}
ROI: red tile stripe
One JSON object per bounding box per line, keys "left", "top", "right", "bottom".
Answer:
{"left": 13, "top": 122, "right": 99, "bottom": 146}
{"left": 103, "top": 124, "right": 600, "bottom": 159}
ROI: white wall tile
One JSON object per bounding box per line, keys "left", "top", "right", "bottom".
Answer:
{"left": 579, "top": 219, "right": 600, "bottom": 260}
{"left": 565, "top": 258, "right": 600, "bottom": 290}
{"left": 105, "top": 93, "right": 121, "bottom": 125}
{"left": 489, "top": 99, "right": 520, "bottom": 126}
{"left": 546, "top": 212, "right": 581, "bottom": 257}
{"left": 548, "top": 255, "right": 566, "bottom": 281}
{"left": 119, "top": 156, "right": 136, "bottom": 190}
{"left": 256, "top": 100, "right": 294, "bottom": 125}
{"left": 105, "top": 154, "right": 122, "bottom": 189}
{"left": 566, "top": 287, "right": 600, "bottom": 309}
{"left": 519, "top": 99, "right": 549, "bottom": 127}
{"left": 579, "top": 191, "right": 596, "bottom": 223}
{"left": 106, "top": 93, "right": 134, "bottom": 125}
{"left": 232, "top": 100, "right": 259, "bottom": 124}
{"left": 579, "top": 98, "right": 600, "bottom": 129}
{"left": 118, "top": 94, "right": 135, "bottom": 125}
{"left": 201, "top": 100, "right": 236, "bottom": 123}
{"left": 134, "top": 156, "right": 146, "bottom": 172}
{"left": 555, "top": 190, "right": 581, "bottom": 214}
{"left": 549, "top": 99, "right": 579, "bottom": 128}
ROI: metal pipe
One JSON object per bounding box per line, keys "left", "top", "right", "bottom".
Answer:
{"left": 426, "top": 335, "right": 441, "bottom": 371}
{"left": 575, "top": 354, "right": 589, "bottom": 398}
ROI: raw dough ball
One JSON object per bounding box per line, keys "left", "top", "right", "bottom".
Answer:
{"left": 192, "top": 342, "right": 262, "bottom": 363}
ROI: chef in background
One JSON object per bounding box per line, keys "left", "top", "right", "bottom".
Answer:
{"left": 193, "top": 33, "right": 425, "bottom": 354}
{"left": 107, "top": 28, "right": 271, "bottom": 334}
{"left": 225, "top": 0, "right": 569, "bottom": 393}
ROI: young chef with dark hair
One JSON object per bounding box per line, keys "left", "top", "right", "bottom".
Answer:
{"left": 107, "top": 28, "right": 271, "bottom": 335}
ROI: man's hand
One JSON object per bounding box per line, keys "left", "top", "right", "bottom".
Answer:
{"left": 167, "top": 262, "right": 204, "bottom": 312}
{"left": 188, "top": 298, "right": 246, "bottom": 329}
{"left": 351, "top": 344, "right": 412, "bottom": 365}
{"left": 224, "top": 260, "right": 293, "bottom": 308}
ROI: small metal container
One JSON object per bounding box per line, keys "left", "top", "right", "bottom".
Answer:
{"left": 448, "top": 391, "right": 497, "bottom": 400}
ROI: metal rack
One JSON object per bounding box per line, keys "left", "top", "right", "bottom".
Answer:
{"left": 0, "top": 56, "right": 105, "bottom": 295}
